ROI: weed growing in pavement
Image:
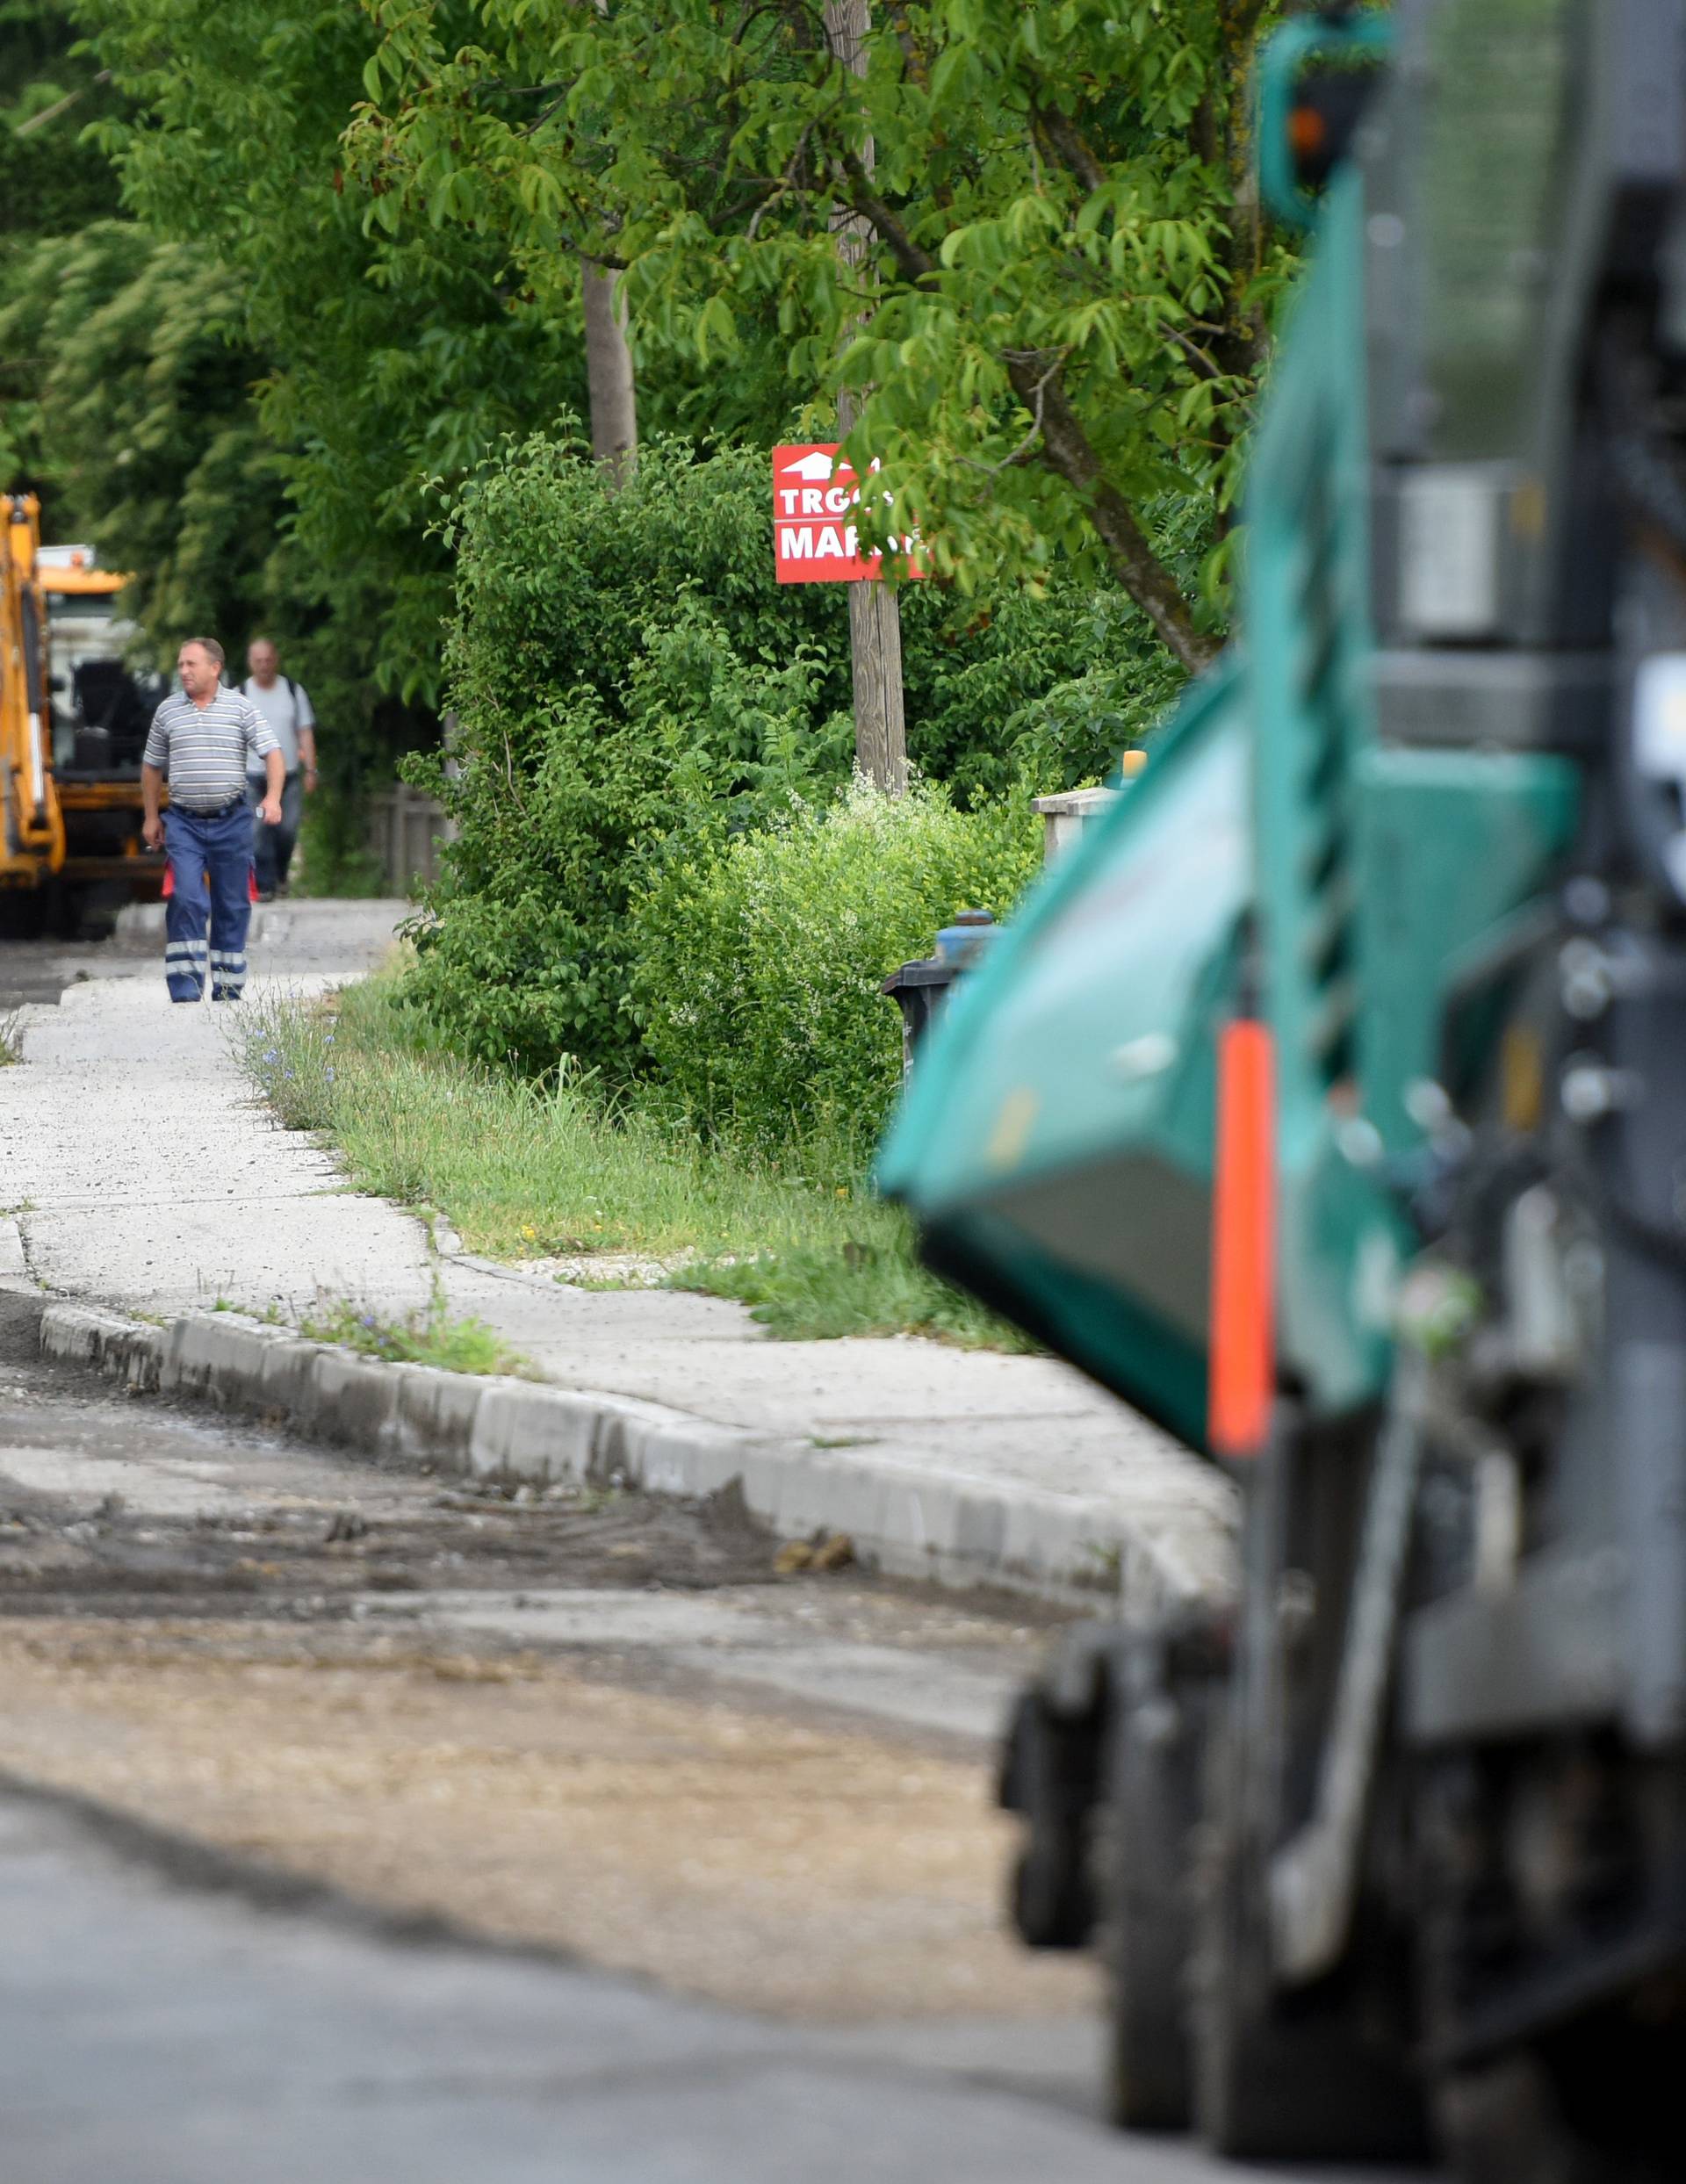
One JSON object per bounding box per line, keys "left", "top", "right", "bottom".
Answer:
{"left": 207, "top": 1297, "right": 287, "bottom": 1324}
{"left": 299, "top": 1281, "right": 530, "bottom": 1378}
{"left": 236, "top": 974, "right": 1030, "bottom": 1349}
{"left": 0, "top": 1011, "right": 23, "bottom": 1066}
{"left": 1081, "top": 1539, "right": 1124, "bottom": 1587}
{"left": 237, "top": 988, "right": 342, "bottom": 1129}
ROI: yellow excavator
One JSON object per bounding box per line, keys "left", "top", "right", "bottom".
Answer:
{"left": 2, "top": 492, "right": 162, "bottom": 927}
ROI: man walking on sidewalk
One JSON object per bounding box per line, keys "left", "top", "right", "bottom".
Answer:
{"left": 140, "top": 638, "right": 282, "bottom": 1004}
{"left": 238, "top": 638, "right": 317, "bottom": 901}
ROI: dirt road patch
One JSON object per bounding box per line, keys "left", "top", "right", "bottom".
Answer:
{"left": 0, "top": 1617, "right": 1095, "bottom": 2024}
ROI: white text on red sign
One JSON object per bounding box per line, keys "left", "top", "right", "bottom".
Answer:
{"left": 772, "top": 444, "right": 924, "bottom": 586}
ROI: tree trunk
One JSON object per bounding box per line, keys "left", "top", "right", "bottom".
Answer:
{"left": 582, "top": 258, "right": 637, "bottom": 488}
{"left": 825, "top": 0, "right": 907, "bottom": 795}
{"left": 1216, "top": 0, "right": 1270, "bottom": 383}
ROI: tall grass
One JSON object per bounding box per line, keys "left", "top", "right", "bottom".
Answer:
{"left": 238, "top": 976, "right": 1030, "bottom": 1348}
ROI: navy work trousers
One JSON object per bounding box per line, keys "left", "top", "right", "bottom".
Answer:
{"left": 248, "top": 770, "right": 304, "bottom": 896}
{"left": 163, "top": 802, "right": 253, "bottom": 1003}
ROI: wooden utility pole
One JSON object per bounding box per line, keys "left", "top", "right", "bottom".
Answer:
{"left": 582, "top": 258, "right": 638, "bottom": 488}
{"left": 824, "top": 0, "right": 906, "bottom": 794}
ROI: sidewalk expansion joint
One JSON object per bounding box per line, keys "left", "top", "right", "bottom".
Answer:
{"left": 0, "top": 1213, "right": 40, "bottom": 1291}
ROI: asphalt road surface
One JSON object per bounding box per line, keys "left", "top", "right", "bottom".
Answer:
{"left": 0, "top": 1299, "right": 1440, "bottom": 2183}
{"left": 0, "top": 931, "right": 152, "bottom": 1011}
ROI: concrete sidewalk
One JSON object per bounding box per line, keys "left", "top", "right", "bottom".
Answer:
{"left": 0, "top": 902, "right": 1234, "bottom": 1606}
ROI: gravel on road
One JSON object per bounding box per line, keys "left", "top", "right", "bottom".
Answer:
{"left": 0, "top": 1307, "right": 1092, "bottom": 2029}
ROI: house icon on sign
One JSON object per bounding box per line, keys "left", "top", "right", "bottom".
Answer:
{"left": 780, "top": 450, "right": 845, "bottom": 481}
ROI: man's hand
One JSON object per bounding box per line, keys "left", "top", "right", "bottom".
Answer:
{"left": 303, "top": 766, "right": 319, "bottom": 796}
{"left": 259, "top": 796, "right": 283, "bottom": 827}
{"left": 142, "top": 814, "right": 165, "bottom": 853}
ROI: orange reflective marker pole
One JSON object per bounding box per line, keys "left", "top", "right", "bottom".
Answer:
{"left": 1208, "top": 1018, "right": 1277, "bottom": 1458}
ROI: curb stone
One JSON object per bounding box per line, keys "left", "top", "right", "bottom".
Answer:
{"left": 38, "top": 1303, "right": 1235, "bottom": 1611}
{"left": 35, "top": 1302, "right": 164, "bottom": 1390}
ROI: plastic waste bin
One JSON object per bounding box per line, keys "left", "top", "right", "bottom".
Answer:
{"left": 882, "top": 910, "right": 998, "bottom": 1075}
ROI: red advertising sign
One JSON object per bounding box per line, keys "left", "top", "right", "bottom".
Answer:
{"left": 772, "top": 443, "right": 924, "bottom": 585}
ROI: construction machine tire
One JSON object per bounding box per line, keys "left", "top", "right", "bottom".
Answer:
{"left": 0, "top": 888, "right": 47, "bottom": 941}
{"left": 41, "top": 878, "right": 85, "bottom": 941}
{"left": 1096, "top": 1630, "right": 1213, "bottom": 2130}
{"left": 1002, "top": 1689, "right": 1095, "bottom": 1950}
{"left": 1192, "top": 1719, "right": 1428, "bottom": 2160}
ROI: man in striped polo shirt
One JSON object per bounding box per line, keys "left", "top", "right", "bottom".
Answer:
{"left": 140, "top": 638, "right": 284, "bottom": 1003}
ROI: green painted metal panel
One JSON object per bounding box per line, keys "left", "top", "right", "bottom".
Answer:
{"left": 875, "top": 664, "right": 1250, "bottom": 1445}
{"left": 1241, "top": 164, "right": 1408, "bottom": 1413}
{"left": 875, "top": 658, "right": 1250, "bottom": 1226}
{"left": 1248, "top": 167, "right": 1373, "bottom": 1144}
{"left": 1355, "top": 749, "right": 1580, "bottom": 1152}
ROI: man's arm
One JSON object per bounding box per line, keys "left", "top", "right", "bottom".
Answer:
{"left": 140, "top": 704, "right": 169, "bottom": 850}
{"left": 294, "top": 683, "right": 319, "bottom": 793}
{"left": 260, "top": 746, "right": 285, "bottom": 825}
{"left": 241, "top": 696, "right": 285, "bottom": 825}
{"left": 141, "top": 761, "right": 166, "bottom": 852}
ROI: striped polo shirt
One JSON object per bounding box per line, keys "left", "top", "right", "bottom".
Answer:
{"left": 143, "top": 688, "right": 278, "bottom": 813}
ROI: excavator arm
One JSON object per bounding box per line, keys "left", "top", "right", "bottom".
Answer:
{"left": 1, "top": 494, "right": 68, "bottom": 884}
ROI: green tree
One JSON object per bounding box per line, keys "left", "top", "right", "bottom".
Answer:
{"left": 76, "top": 0, "right": 586, "bottom": 706}
{"left": 0, "top": 223, "right": 280, "bottom": 640}
{"left": 0, "top": 0, "right": 131, "bottom": 484}
{"left": 0, "top": 0, "right": 126, "bottom": 249}
{"left": 352, "top": 0, "right": 1291, "bottom": 673}
{"left": 3, "top": 0, "right": 607, "bottom": 877}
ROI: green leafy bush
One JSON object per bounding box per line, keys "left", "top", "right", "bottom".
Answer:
{"left": 900, "top": 495, "right": 1207, "bottom": 803}
{"left": 630, "top": 777, "right": 1041, "bottom": 1157}
{"left": 400, "top": 430, "right": 853, "bottom": 1078}
{"left": 403, "top": 428, "right": 1174, "bottom": 1082}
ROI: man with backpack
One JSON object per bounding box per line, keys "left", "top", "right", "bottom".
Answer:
{"left": 237, "top": 638, "right": 318, "bottom": 900}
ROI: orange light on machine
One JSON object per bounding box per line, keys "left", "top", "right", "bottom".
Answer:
{"left": 1288, "top": 103, "right": 1328, "bottom": 162}
{"left": 1207, "top": 1018, "right": 1277, "bottom": 1459}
